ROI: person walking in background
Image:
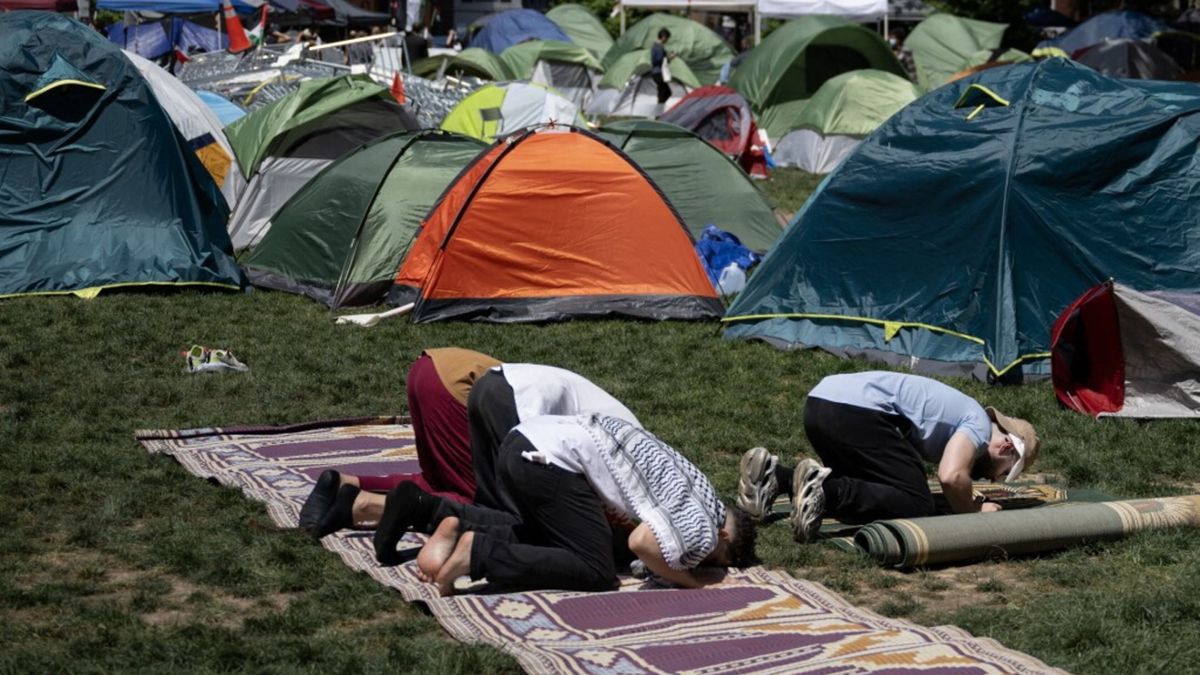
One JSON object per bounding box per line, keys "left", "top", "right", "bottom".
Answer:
{"left": 738, "top": 371, "right": 1039, "bottom": 543}
{"left": 651, "top": 28, "right": 672, "bottom": 114}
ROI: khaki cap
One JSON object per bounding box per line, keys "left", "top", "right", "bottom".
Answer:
{"left": 986, "top": 407, "right": 1039, "bottom": 480}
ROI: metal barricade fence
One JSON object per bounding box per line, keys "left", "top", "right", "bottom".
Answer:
{"left": 179, "top": 34, "right": 480, "bottom": 124}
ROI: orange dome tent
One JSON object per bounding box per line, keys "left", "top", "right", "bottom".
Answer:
{"left": 392, "top": 127, "right": 723, "bottom": 323}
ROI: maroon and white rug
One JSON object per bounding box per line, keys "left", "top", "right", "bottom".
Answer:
{"left": 137, "top": 417, "right": 1066, "bottom": 675}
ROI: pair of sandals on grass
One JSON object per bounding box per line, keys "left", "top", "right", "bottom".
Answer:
{"left": 737, "top": 447, "right": 831, "bottom": 544}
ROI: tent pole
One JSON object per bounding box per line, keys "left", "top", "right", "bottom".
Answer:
{"left": 883, "top": 13, "right": 888, "bottom": 39}
{"left": 753, "top": 6, "right": 760, "bottom": 46}
{"left": 620, "top": 3, "right": 626, "bottom": 34}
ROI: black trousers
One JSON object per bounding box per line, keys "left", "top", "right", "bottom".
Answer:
{"left": 653, "top": 73, "right": 671, "bottom": 104}
{"left": 453, "top": 432, "right": 620, "bottom": 593}
{"left": 790, "top": 398, "right": 937, "bottom": 523}
{"left": 465, "top": 369, "right": 520, "bottom": 513}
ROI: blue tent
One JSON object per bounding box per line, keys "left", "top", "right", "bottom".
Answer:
{"left": 1036, "top": 10, "right": 1165, "bottom": 57}
{"left": 97, "top": 0, "right": 262, "bottom": 12}
{"left": 108, "top": 18, "right": 228, "bottom": 59}
{"left": 471, "top": 9, "right": 571, "bottom": 54}
{"left": 196, "top": 89, "right": 246, "bottom": 125}
{"left": 724, "top": 59, "right": 1200, "bottom": 381}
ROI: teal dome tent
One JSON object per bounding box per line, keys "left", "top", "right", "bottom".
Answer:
{"left": 0, "top": 12, "right": 242, "bottom": 299}
{"left": 725, "top": 59, "right": 1200, "bottom": 381}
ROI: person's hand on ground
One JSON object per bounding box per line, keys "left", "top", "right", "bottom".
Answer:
{"left": 981, "top": 502, "right": 1003, "bottom": 513}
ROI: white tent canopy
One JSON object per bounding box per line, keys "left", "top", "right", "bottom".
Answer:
{"left": 756, "top": 0, "right": 887, "bottom": 20}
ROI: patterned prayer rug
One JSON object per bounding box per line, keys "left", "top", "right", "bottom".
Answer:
{"left": 136, "top": 418, "right": 1067, "bottom": 675}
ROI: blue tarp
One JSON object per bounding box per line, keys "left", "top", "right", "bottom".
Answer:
{"left": 108, "top": 21, "right": 173, "bottom": 59}
{"left": 109, "top": 18, "right": 228, "bottom": 59}
{"left": 98, "top": 0, "right": 262, "bottom": 13}
{"left": 1037, "top": 10, "right": 1165, "bottom": 56}
{"left": 695, "top": 225, "right": 760, "bottom": 288}
{"left": 196, "top": 89, "right": 246, "bottom": 125}
{"left": 471, "top": 9, "right": 571, "bottom": 54}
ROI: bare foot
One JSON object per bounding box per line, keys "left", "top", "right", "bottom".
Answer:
{"left": 416, "top": 516, "right": 459, "bottom": 582}
{"left": 351, "top": 492, "right": 385, "bottom": 528}
{"left": 435, "top": 531, "right": 474, "bottom": 597}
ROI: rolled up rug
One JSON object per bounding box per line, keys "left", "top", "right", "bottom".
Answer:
{"left": 854, "top": 495, "right": 1200, "bottom": 568}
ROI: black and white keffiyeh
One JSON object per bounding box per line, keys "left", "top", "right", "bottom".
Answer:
{"left": 584, "top": 414, "right": 726, "bottom": 570}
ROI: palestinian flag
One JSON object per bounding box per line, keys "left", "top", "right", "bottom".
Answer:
{"left": 246, "top": 5, "right": 269, "bottom": 47}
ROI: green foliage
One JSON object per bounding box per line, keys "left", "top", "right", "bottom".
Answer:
{"left": 2, "top": 169, "right": 1200, "bottom": 672}
{"left": 92, "top": 9, "right": 124, "bottom": 29}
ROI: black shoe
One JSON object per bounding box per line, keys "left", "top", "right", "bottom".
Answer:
{"left": 374, "top": 482, "right": 434, "bottom": 566}
{"left": 314, "top": 484, "right": 360, "bottom": 539}
{"left": 298, "top": 470, "right": 341, "bottom": 533}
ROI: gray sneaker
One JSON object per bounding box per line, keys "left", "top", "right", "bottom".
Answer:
{"left": 737, "top": 447, "right": 779, "bottom": 521}
{"left": 789, "top": 458, "right": 832, "bottom": 543}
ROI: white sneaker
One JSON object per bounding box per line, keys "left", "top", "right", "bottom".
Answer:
{"left": 789, "top": 458, "right": 831, "bottom": 544}
{"left": 737, "top": 447, "right": 779, "bottom": 520}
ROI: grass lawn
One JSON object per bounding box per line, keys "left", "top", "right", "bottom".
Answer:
{"left": 4, "top": 168, "right": 1200, "bottom": 673}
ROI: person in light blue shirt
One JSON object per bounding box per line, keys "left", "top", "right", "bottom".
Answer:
{"left": 738, "top": 371, "right": 1040, "bottom": 544}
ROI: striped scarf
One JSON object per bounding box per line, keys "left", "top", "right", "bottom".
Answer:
{"left": 584, "top": 414, "right": 726, "bottom": 570}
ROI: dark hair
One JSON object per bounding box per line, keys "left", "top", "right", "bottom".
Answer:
{"left": 726, "top": 504, "right": 758, "bottom": 568}
{"left": 658, "top": 28, "right": 671, "bottom": 40}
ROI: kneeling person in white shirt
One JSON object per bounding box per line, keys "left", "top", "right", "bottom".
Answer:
{"left": 416, "top": 414, "right": 757, "bottom": 595}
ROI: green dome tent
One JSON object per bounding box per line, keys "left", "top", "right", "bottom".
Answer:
{"left": 546, "top": 4, "right": 614, "bottom": 60}
{"left": 410, "top": 48, "right": 509, "bottom": 81}
{"left": 905, "top": 14, "right": 1008, "bottom": 91}
{"left": 728, "top": 16, "right": 905, "bottom": 141}
{"left": 0, "top": 12, "right": 243, "bottom": 300}
{"left": 588, "top": 49, "right": 699, "bottom": 117}
{"left": 223, "top": 75, "right": 418, "bottom": 250}
{"left": 960, "top": 48, "right": 1032, "bottom": 73}
{"left": 499, "top": 40, "right": 604, "bottom": 108}
{"left": 725, "top": 59, "right": 1200, "bottom": 381}
{"left": 773, "top": 69, "right": 920, "bottom": 173}
{"left": 441, "top": 82, "right": 585, "bottom": 143}
{"left": 243, "top": 131, "right": 487, "bottom": 308}
{"left": 596, "top": 120, "right": 784, "bottom": 253}
{"left": 602, "top": 13, "right": 733, "bottom": 86}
